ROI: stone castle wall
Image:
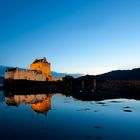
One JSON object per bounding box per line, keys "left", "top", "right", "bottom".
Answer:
{"left": 5, "top": 68, "right": 46, "bottom": 81}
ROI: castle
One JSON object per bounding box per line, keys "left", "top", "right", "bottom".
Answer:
{"left": 5, "top": 57, "right": 55, "bottom": 81}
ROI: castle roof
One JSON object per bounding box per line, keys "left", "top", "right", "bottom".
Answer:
{"left": 32, "top": 57, "right": 49, "bottom": 64}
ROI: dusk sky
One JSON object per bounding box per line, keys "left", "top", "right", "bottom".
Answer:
{"left": 0, "top": 0, "right": 140, "bottom": 75}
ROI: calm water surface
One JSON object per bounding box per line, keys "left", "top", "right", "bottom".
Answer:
{"left": 0, "top": 90, "right": 140, "bottom": 140}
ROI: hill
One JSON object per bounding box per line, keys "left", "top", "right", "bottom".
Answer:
{"left": 0, "top": 76, "right": 4, "bottom": 85}
{"left": 1, "top": 65, "right": 140, "bottom": 84}
{"left": 0, "top": 65, "right": 7, "bottom": 77}
{"left": 51, "top": 71, "right": 82, "bottom": 79}
{"left": 96, "top": 68, "right": 140, "bottom": 80}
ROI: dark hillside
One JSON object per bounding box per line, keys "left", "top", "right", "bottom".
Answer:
{"left": 96, "top": 68, "right": 140, "bottom": 80}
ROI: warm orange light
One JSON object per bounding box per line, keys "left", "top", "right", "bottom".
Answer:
{"left": 31, "top": 98, "right": 51, "bottom": 114}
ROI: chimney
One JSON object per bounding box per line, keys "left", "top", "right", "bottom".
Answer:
{"left": 43, "top": 57, "right": 47, "bottom": 62}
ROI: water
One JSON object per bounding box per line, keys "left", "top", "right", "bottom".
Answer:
{"left": 0, "top": 90, "right": 140, "bottom": 140}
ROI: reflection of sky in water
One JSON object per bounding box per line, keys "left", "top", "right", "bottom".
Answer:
{"left": 0, "top": 91, "right": 140, "bottom": 140}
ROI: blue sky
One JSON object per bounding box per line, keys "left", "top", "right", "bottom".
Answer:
{"left": 0, "top": 0, "right": 140, "bottom": 74}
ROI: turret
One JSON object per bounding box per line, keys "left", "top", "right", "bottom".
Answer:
{"left": 43, "top": 57, "right": 47, "bottom": 63}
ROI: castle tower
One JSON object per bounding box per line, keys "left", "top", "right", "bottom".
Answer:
{"left": 30, "top": 57, "right": 55, "bottom": 81}
{"left": 30, "top": 57, "right": 51, "bottom": 76}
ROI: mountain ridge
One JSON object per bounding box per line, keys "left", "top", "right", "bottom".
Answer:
{"left": 96, "top": 68, "right": 140, "bottom": 80}
{"left": 1, "top": 66, "right": 140, "bottom": 84}
{"left": 0, "top": 65, "right": 82, "bottom": 79}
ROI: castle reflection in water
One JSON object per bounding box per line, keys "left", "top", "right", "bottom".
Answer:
{"left": 5, "top": 93, "right": 53, "bottom": 114}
